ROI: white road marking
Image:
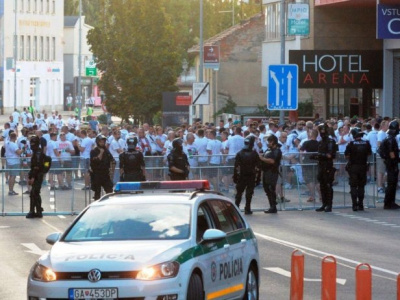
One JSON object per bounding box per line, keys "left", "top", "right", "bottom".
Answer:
{"left": 50, "top": 205, "right": 55, "bottom": 210}
{"left": 264, "top": 267, "right": 346, "bottom": 285}
{"left": 21, "top": 243, "right": 47, "bottom": 256}
{"left": 58, "top": 215, "right": 66, "bottom": 219}
{"left": 0, "top": 226, "right": 10, "bottom": 229}
{"left": 255, "top": 232, "right": 399, "bottom": 277}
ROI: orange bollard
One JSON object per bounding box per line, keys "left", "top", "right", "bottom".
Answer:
{"left": 397, "top": 274, "right": 400, "bottom": 300}
{"left": 290, "top": 249, "right": 304, "bottom": 300}
{"left": 321, "top": 256, "right": 337, "bottom": 300}
{"left": 355, "top": 263, "right": 372, "bottom": 300}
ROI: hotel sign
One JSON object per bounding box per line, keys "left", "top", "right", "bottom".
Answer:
{"left": 289, "top": 50, "right": 383, "bottom": 89}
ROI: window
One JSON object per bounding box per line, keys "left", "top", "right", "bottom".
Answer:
{"left": 45, "top": 37, "right": 49, "bottom": 60}
{"left": 51, "top": 37, "right": 55, "bottom": 60}
{"left": 33, "top": 36, "right": 37, "bottom": 60}
{"left": 197, "top": 205, "right": 213, "bottom": 242}
{"left": 27, "top": 0, "right": 31, "bottom": 12}
{"left": 20, "top": 0, "right": 24, "bottom": 12}
{"left": 26, "top": 36, "right": 31, "bottom": 60}
{"left": 46, "top": 0, "right": 49, "bottom": 13}
{"left": 40, "top": 0, "right": 43, "bottom": 13}
{"left": 52, "top": 0, "right": 55, "bottom": 14}
{"left": 20, "top": 36, "right": 24, "bottom": 60}
{"left": 265, "top": 2, "right": 281, "bottom": 41}
{"left": 39, "top": 36, "right": 43, "bottom": 60}
{"left": 208, "top": 200, "right": 235, "bottom": 233}
{"left": 33, "top": 0, "right": 37, "bottom": 13}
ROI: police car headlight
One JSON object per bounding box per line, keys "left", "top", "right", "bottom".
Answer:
{"left": 31, "top": 263, "right": 57, "bottom": 282}
{"left": 136, "top": 261, "right": 179, "bottom": 280}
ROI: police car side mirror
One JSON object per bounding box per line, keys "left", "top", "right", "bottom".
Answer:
{"left": 46, "top": 232, "right": 62, "bottom": 245}
{"left": 201, "top": 229, "right": 226, "bottom": 243}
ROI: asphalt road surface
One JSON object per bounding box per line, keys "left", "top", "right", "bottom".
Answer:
{"left": 1, "top": 205, "right": 399, "bottom": 299}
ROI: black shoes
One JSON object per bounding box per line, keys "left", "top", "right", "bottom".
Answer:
{"left": 324, "top": 206, "right": 332, "bottom": 212}
{"left": 25, "top": 212, "right": 36, "bottom": 218}
{"left": 315, "top": 206, "right": 332, "bottom": 212}
{"left": 352, "top": 205, "right": 358, "bottom": 212}
{"left": 316, "top": 206, "right": 326, "bottom": 212}
{"left": 384, "top": 203, "right": 400, "bottom": 210}
{"left": 244, "top": 210, "right": 253, "bottom": 215}
{"left": 264, "top": 208, "right": 277, "bottom": 214}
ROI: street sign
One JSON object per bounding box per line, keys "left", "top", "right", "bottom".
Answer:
{"left": 287, "top": 3, "right": 310, "bottom": 35}
{"left": 85, "top": 59, "right": 97, "bottom": 76}
{"left": 268, "top": 64, "right": 298, "bottom": 111}
{"left": 192, "top": 82, "right": 210, "bottom": 105}
{"left": 204, "top": 45, "right": 220, "bottom": 70}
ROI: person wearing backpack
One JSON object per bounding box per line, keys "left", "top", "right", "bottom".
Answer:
{"left": 26, "top": 135, "right": 46, "bottom": 218}
{"left": 380, "top": 120, "right": 400, "bottom": 210}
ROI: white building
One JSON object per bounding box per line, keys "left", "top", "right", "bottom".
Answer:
{"left": 63, "top": 15, "right": 95, "bottom": 109}
{"left": 0, "top": 0, "right": 64, "bottom": 115}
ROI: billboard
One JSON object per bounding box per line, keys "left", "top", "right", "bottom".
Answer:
{"left": 289, "top": 50, "right": 383, "bottom": 89}
{"left": 162, "top": 92, "right": 190, "bottom": 127}
{"left": 377, "top": 4, "right": 400, "bottom": 39}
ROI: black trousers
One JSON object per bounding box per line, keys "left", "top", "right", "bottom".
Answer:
{"left": 169, "top": 173, "right": 187, "bottom": 180}
{"left": 92, "top": 173, "right": 113, "bottom": 200}
{"left": 349, "top": 164, "right": 367, "bottom": 206}
{"left": 384, "top": 164, "right": 398, "bottom": 207}
{"left": 235, "top": 174, "right": 256, "bottom": 210}
{"left": 122, "top": 171, "right": 145, "bottom": 182}
{"left": 317, "top": 163, "right": 335, "bottom": 208}
{"left": 262, "top": 171, "right": 279, "bottom": 210}
{"left": 30, "top": 173, "right": 44, "bottom": 213}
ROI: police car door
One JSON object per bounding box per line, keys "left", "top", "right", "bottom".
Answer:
{"left": 207, "top": 200, "right": 247, "bottom": 299}
{"left": 196, "top": 203, "right": 231, "bottom": 297}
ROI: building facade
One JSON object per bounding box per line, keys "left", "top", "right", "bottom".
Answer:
{"left": 0, "top": 0, "right": 64, "bottom": 114}
{"left": 262, "top": 0, "right": 400, "bottom": 119}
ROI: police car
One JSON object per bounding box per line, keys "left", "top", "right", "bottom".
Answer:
{"left": 27, "top": 180, "right": 260, "bottom": 300}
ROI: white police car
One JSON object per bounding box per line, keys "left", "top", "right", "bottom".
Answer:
{"left": 27, "top": 180, "right": 259, "bottom": 300}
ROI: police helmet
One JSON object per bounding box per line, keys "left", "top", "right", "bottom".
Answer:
{"left": 96, "top": 134, "right": 107, "bottom": 147}
{"left": 172, "top": 138, "right": 183, "bottom": 151}
{"left": 350, "top": 127, "right": 364, "bottom": 139}
{"left": 318, "top": 123, "right": 329, "bottom": 139}
{"left": 243, "top": 135, "right": 255, "bottom": 150}
{"left": 266, "top": 134, "right": 278, "bottom": 145}
{"left": 127, "top": 136, "right": 138, "bottom": 150}
{"left": 388, "top": 120, "right": 400, "bottom": 136}
{"left": 30, "top": 135, "right": 40, "bottom": 151}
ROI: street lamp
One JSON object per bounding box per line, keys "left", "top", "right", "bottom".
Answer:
{"left": 14, "top": 0, "right": 18, "bottom": 110}
{"left": 182, "top": 58, "right": 188, "bottom": 82}
{"left": 77, "top": 0, "right": 82, "bottom": 120}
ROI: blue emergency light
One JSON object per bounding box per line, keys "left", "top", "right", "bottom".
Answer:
{"left": 114, "top": 180, "right": 210, "bottom": 193}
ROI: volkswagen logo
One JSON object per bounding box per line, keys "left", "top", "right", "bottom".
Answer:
{"left": 87, "top": 269, "right": 102, "bottom": 282}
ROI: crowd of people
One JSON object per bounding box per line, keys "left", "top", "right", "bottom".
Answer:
{"left": 1, "top": 108, "right": 399, "bottom": 214}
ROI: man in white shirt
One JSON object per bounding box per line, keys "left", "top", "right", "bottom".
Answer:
{"left": 206, "top": 130, "right": 224, "bottom": 191}
{"left": 109, "top": 130, "right": 124, "bottom": 184}
{"left": 79, "top": 130, "right": 95, "bottom": 190}
{"left": 194, "top": 129, "right": 209, "bottom": 168}
{"left": 377, "top": 120, "right": 388, "bottom": 193}
{"left": 5, "top": 132, "right": 22, "bottom": 195}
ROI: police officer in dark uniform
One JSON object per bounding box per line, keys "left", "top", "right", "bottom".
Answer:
{"left": 381, "top": 120, "right": 400, "bottom": 210}
{"left": 26, "top": 135, "right": 45, "bottom": 218}
{"left": 167, "top": 138, "right": 189, "bottom": 180}
{"left": 311, "top": 123, "right": 337, "bottom": 212}
{"left": 233, "top": 136, "right": 260, "bottom": 215}
{"left": 119, "top": 136, "right": 146, "bottom": 181}
{"left": 90, "top": 134, "right": 115, "bottom": 200}
{"left": 259, "top": 134, "right": 282, "bottom": 214}
{"left": 345, "top": 128, "right": 372, "bottom": 211}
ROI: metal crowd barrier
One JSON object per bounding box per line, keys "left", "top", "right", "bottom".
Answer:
{"left": 0, "top": 152, "right": 382, "bottom": 216}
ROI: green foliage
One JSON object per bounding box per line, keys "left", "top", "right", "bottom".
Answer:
{"left": 97, "top": 114, "right": 109, "bottom": 125}
{"left": 64, "top": 0, "right": 102, "bottom": 27}
{"left": 297, "top": 99, "right": 314, "bottom": 117}
{"left": 214, "top": 98, "right": 237, "bottom": 117}
{"left": 152, "top": 111, "right": 162, "bottom": 126}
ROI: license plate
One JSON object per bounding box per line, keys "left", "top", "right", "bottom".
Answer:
{"left": 68, "top": 288, "right": 118, "bottom": 299}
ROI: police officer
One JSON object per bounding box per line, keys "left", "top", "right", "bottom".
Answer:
{"left": 381, "top": 120, "right": 400, "bottom": 210}
{"left": 167, "top": 138, "right": 189, "bottom": 180}
{"left": 119, "top": 137, "right": 146, "bottom": 181}
{"left": 90, "top": 134, "right": 115, "bottom": 200}
{"left": 311, "top": 123, "right": 337, "bottom": 212}
{"left": 233, "top": 136, "right": 260, "bottom": 215}
{"left": 345, "top": 128, "right": 372, "bottom": 211}
{"left": 26, "top": 135, "right": 45, "bottom": 218}
{"left": 259, "top": 134, "right": 282, "bottom": 214}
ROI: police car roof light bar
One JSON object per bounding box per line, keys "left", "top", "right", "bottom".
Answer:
{"left": 114, "top": 180, "right": 210, "bottom": 193}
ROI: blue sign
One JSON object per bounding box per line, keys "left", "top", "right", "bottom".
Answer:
{"left": 268, "top": 64, "right": 298, "bottom": 111}
{"left": 377, "top": 4, "right": 400, "bottom": 39}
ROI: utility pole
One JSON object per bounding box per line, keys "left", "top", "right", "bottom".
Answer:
{"left": 199, "top": 0, "right": 204, "bottom": 122}
{"left": 77, "top": 0, "right": 82, "bottom": 121}
{"left": 279, "top": 0, "right": 285, "bottom": 124}
{"left": 14, "top": 0, "right": 18, "bottom": 110}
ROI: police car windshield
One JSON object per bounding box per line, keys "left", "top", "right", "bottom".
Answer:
{"left": 63, "top": 204, "right": 191, "bottom": 241}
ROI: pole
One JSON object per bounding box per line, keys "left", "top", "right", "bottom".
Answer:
{"left": 77, "top": 0, "right": 82, "bottom": 121}
{"left": 279, "top": 0, "right": 285, "bottom": 124}
{"left": 199, "top": 0, "right": 204, "bottom": 122}
{"left": 14, "top": 0, "right": 18, "bottom": 110}
{"left": 232, "top": 0, "right": 235, "bottom": 26}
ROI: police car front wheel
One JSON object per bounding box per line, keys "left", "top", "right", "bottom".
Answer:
{"left": 187, "top": 272, "right": 204, "bottom": 300}
{"left": 244, "top": 266, "right": 259, "bottom": 300}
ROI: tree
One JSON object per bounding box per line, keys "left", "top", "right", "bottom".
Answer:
{"left": 87, "top": 0, "right": 182, "bottom": 123}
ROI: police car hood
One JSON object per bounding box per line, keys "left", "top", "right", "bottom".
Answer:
{"left": 44, "top": 240, "right": 190, "bottom": 272}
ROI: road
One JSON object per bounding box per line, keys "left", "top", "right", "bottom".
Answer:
{"left": 1, "top": 206, "right": 399, "bottom": 299}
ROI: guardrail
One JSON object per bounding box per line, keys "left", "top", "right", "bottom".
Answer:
{"left": 0, "top": 152, "right": 381, "bottom": 216}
